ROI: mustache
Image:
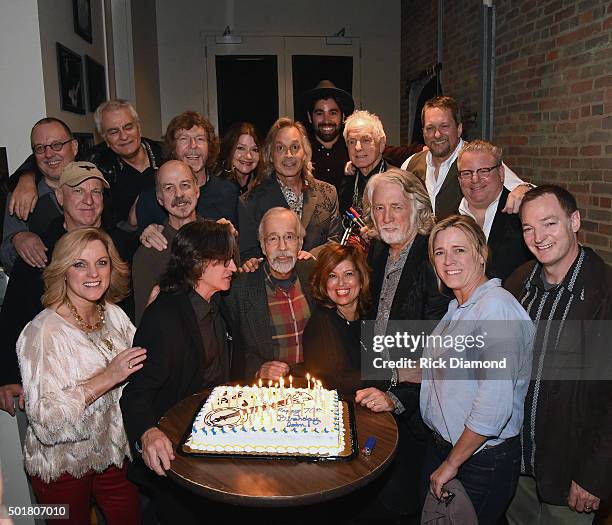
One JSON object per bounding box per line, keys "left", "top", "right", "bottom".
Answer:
{"left": 171, "top": 197, "right": 192, "bottom": 206}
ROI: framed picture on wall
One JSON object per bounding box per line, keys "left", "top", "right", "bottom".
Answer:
{"left": 57, "top": 43, "right": 86, "bottom": 115}
{"left": 85, "top": 55, "right": 106, "bottom": 112}
{"left": 73, "top": 0, "right": 92, "bottom": 43}
{"left": 73, "top": 132, "right": 96, "bottom": 154}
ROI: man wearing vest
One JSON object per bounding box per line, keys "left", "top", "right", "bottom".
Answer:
{"left": 401, "top": 95, "right": 532, "bottom": 221}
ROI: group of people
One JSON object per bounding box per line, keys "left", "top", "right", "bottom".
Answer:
{"left": 0, "top": 82, "right": 610, "bottom": 525}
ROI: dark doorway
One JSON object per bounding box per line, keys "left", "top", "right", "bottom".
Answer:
{"left": 411, "top": 76, "right": 440, "bottom": 146}
{"left": 291, "top": 55, "right": 353, "bottom": 127}
{"left": 215, "top": 55, "right": 278, "bottom": 138}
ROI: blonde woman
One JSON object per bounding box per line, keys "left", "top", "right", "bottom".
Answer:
{"left": 17, "top": 228, "right": 144, "bottom": 525}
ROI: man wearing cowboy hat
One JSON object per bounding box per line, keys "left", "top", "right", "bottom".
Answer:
{"left": 302, "top": 80, "right": 355, "bottom": 193}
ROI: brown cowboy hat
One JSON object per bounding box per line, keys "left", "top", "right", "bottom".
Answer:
{"left": 301, "top": 80, "right": 355, "bottom": 116}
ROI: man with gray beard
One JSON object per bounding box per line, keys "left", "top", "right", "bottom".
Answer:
{"left": 222, "top": 207, "right": 315, "bottom": 380}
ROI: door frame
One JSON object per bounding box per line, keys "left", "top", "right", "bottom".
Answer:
{"left": 204, "top": 35, "right": 361, "bottom": 132}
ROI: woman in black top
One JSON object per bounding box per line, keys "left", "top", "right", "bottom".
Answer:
{"left": 303, "top": 243, "right": 370, "bottom": 394}
{"left": 218, "top": 122, "right": 263, "bottom": 195}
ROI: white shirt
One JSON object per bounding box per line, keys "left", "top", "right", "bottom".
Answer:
{"left": 458, "top": 190, "right": 503, "bottom": 240}
{"left": 401, "top": 138, "right": 525, "bottom": 214}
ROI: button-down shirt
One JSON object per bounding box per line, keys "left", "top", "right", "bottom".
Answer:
{"left": 188, "top": 289, "right": 226, "bottom": 387}
{"left": 310, "top": 134, "right": 350, "bottom": 193}
{"left": 420, "top": 279, "right": 534, "bottom": 450}
{"left": 458, "top": 190, "right": 503, "bottom": 240}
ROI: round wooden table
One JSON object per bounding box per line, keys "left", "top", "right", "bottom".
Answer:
{"left": 159, "top": 391, "right": 398, "bottom": 507}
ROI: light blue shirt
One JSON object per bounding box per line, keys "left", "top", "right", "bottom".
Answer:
{"left": 420, "top": 279, "right": 534, "bottom": 449}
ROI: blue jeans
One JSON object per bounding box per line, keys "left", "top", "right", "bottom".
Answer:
{"left": 421, "top": 435, "right": 521, "bottom": 525}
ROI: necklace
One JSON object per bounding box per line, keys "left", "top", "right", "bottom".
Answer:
{"left": 336, "top": 308, "right": 357, "bottom": 325}
{"left": 85, "top": 330, "right": 115, "bottom": 364}
{"left": 66, "top": 298, "right": 105, "bottom": 332}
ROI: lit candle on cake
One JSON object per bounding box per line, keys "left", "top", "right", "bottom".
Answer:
{"left": 307, "top": 373, "right": 311, "bottom": 390}
{"left": 289, "top": 375, "right": 293, "bottom": 392}
{"left": 279, "top": 376, "right": 284, "bottom": 398}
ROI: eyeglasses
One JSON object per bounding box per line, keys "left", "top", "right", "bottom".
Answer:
{"left": 32, "top": 138, "right": 74, "bottom": 155}
{"left": 347, "top": 135, "right": 375, "bottom": 148}
{"left": 264, "top": 233, "right": 300, "bottom": 246}
{"left": 458, "top": 164, "right": 501, "bottom": 180}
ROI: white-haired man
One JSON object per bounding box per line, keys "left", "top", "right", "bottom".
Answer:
{"left": 339, "top": 109, "right": 389, "bottom": 214}
{"left": 7, "top": 99, "right": 164, "bottom": 236}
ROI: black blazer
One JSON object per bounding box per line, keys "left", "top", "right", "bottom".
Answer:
{"left": 221, "top": 260, "right": 315, "bottom": 379}
{"left": 368, "top": 234, "right": 450, "bottom": 322}
{"left": 366, "top": 234, "right": 450, "bottom": 433}
{"left": 486, "top": 188, "right": 534, "bottom": 283}
{"left": 120, "top": 291, "right": 230, "bottom": 451}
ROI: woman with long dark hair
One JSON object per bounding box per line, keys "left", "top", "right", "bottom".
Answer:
{"left": 218, "top": 122, "right": 263, "bottom": 195}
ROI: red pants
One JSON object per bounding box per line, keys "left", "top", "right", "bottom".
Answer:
{"left": 30, "top": 463, "right": 140, "bottom": 525}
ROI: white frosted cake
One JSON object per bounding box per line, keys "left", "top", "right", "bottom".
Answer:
{"left": 185, "top": 385, "right": 345, "bottom": 456}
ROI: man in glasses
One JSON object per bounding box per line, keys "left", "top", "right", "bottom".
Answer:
{"left": 402, "top": 96, "right": 533, "bottom": 220}
{"left": 457, "top": 140, "right": 532, "bottom": 282}
{"left": 1, "top": 118, "right": 77, "bottom": 272}
{"left": 222, "top": 207, "right": 315, "bottom": 381}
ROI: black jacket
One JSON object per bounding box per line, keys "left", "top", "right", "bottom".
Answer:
{"left": 367, "top": 234, "right": 450, "bottom": 437}
{"left": 486, "top": 187, "right": 534, "bottom": 283}
{"left": 121, "top": 290, "right": 230, "bottom": 449}
{"left": 505, "top": 248, "right": 612, "bottom": 504}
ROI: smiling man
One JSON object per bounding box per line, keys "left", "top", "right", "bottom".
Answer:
{"left": 339, "top": 110, "right": 389, "bottom": 213}
{"left": 457, "top": 140, "right": 532, "bottom": 282}
{"left": 402, "top": 96, "right": 532, "bottom": 220}
{"left": 360, "top": 167, "right": 450, "bottom": 520}
{"left": 136, "top": 111, "right": 240, "bottom": 246}
{"left": 1, "top": 118, "right": 77, "bottom": 273}
{"left": 505, "top": 185, "right": 612, "bottom": 524}
{"left": 0, "top": 162, "right": 111, "bottom": 417}
{"left": 132, "top": 160, "right": 200, "bottom": 323}
{"left": 222, "top": 207, "right": 316, "bottom": 380}
{"left": 243, "top": 117, "right": 340, "bottom": 254}
{"left": 302, "top": 80, "right": 355, "bottom": 193}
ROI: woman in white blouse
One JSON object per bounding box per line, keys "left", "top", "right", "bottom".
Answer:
{"left": 17, "top": 228, "right": 145, "bottom": 525}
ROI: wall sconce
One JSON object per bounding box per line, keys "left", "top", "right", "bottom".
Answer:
{"left": 216, "top": 25, "right": 242, "bottom": 45}
{"left": 326, "top": 27, "right": 352, "bottom": 45}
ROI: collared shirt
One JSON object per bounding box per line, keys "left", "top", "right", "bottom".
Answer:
{"left": 374, "top": 241, "right": 413, "bottom": 339}
{"left": 401, "top": 138, "right": 525, "bottom": 214}
{"left": 263, "top": 264, "right": 311, "bottom": 365}
{"left": 458, "top": 190, "right": 503, "bottom": 240}
{"left": 188, "top": 289, "right": 226, "bottom": 388}
{"left": 515, "top": 246, "right": 588, "bottom": 476}
{"left": 420, "top": 279, "right": 534, "bottom": 450}
{"left": 310, "top": 135, "right": 350, "bottom": 193}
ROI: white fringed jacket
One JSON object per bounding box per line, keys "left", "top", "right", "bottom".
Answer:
{"left": 17, "top": 303, "right": 135, "bottom": 483}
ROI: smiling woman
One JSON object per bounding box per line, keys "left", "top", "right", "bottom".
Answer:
{"left": 420, "top": 215, "right": 534, "bottom": 524}
{"left": 16, "top": 228, "right": 143, "bottom": 524}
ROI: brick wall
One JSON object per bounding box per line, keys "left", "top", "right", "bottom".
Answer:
{"left": 495, "top": 0, "right": 612, "bottom": 262}
{"left": 401, "top": 0, "right": 612, "bottom": 263}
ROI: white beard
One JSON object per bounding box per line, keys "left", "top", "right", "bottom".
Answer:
{"left": 268, "top": 254, "right": 297, "bottom": 274}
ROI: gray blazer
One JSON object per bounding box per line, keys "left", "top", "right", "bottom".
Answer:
{"left": 221, "top": 259, "right": 315, "bottom": 379}
{"left": 243, "top": 174, "right": 341, "bottom": 251}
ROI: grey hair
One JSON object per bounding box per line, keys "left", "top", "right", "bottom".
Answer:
{"left": 257, "top": 207, "right": 306, "bottom": 241}
{"left": 362, "top": 167, "right": 434, "bottom": 235}
{"left": 93, "top": 99, "right": 140, "bottom": 135}
{"left": 343, "top": 110, "right": 386, "bottom": 143}
{"left": 458, "top": 139, "right": 503, "bottom": 168}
